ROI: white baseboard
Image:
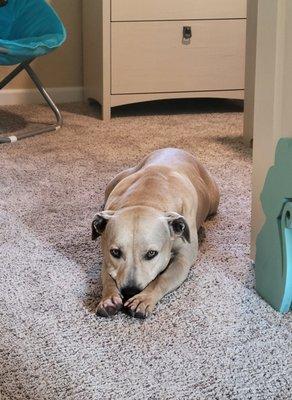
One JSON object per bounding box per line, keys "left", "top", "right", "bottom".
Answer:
{"left": 0, "top": 86, "right": 84, "bottom": 106}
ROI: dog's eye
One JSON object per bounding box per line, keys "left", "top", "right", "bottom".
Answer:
{"left": 145, "top": 250, "right": 158, "bottom": 260}
{"left": 110, "top": 248, "right": 122, "bottom": 259}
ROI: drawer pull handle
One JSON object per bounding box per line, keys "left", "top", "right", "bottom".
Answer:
{"left": 183, "top": 26, "right": 192, "bottom": 45}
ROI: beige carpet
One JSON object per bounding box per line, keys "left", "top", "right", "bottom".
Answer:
{"left": 0, "top": 99, "right": 291, "bottom": 400}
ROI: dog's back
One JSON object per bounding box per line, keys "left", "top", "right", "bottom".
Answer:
{"left": 105, "top": 148, "right": 219, "bottom": 230}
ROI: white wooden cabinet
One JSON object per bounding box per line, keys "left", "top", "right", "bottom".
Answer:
{"left": 83, "top": 0, "right": 247, "bottom": 120}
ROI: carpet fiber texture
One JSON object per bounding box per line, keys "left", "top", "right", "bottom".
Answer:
{"left": 0, "top": 100, "right": 291, "bottom": 400}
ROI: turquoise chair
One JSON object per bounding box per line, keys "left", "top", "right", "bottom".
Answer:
{"left": 0, "top": 0, "right": 66, "bottom": 143}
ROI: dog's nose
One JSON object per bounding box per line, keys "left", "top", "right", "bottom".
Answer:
{"left": 121, "top": 286, "right": 141, "bottom": 300}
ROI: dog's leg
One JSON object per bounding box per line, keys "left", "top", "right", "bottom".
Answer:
{"left": 96, "top": 266, "right": 123, "bottom": 317}
{"left": 124, "top": 244, "right": 196, "bottom": 318}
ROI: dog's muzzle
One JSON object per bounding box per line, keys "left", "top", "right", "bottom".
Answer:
{"left": 121, "top": 286, "right": 141, "bottom": 301}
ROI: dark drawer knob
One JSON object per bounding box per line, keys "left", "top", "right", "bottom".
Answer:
{"left": 183, "top": 26, "right": 192, "bottom": 40}
{"left": 0, "top": 0, "right": 8, "bottom": 7}
{"left": 182, "top": 26, "right": 192, "bottom": 45}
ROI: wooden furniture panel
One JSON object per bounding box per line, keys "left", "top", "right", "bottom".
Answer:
{"left": 111, "top": 0, "right": 247, "bottom": 21}
{"left": 83, "top": 0, "right": 246, "bottom": 119}
{"left": 111, "top": 90, "right": 244, "bottom": 107}
{"left": 83, "top": 0, "right": 111, "bottom": 119}
{"left": 112, "top": 20, "right": 246, "bottom": 94}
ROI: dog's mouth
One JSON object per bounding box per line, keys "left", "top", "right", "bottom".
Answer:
{"left": 109, "top": 255, "right": 175, "bottom": 301}
{"left": 108, "top": 273, "right": 142, "bottom": 301}
{"left": 120, "top": 286, "right": 141, "bottom": 301}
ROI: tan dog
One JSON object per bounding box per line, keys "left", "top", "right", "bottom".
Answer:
{"left": 92, "top": 148, "right": 219, "bottom": 318}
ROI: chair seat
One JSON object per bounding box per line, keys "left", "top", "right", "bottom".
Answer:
{"left": 0, "top": 0, "right": 66, "bottom": 65}
{"left": 0, "top": 33, "right": 66, "bottom": 65}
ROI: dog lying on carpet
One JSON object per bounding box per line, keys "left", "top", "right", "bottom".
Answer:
{"left": 92, "top": 148, "right": 219, "bottom": 318}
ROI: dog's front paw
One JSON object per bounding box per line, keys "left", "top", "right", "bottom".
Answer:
{"left": 96, "top": 296, "right": 123, "bottom": 317}
{"left": 124, "top": 293, "right": 156, "bottom": 319}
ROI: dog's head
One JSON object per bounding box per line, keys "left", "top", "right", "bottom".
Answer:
{"left": 91, "top": 206, "right": 190, "bottom": 300}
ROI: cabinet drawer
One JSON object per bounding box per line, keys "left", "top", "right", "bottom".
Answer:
{"left": 111, "top": 20, "right": 246, "bottom": 95}
{"left": 111, "top": 0, "right": 247, "bottom": 21}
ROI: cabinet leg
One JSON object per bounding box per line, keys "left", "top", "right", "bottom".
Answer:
{"left": 101, "top": 104, "right": 111, "bottom": 121}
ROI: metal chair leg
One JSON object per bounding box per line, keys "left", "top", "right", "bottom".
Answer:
{"left": 0, "top": 60, "right": 63, "bottom": 144}
{"left": 0, "top": 63, "right": 26, "bottom": 90}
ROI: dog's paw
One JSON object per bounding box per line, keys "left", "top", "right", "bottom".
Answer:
{"left": 96, "top": 296, "right": 123, "bottom": 317}
{"left": 124, "top": 293, "right": 156, "bottom": 319}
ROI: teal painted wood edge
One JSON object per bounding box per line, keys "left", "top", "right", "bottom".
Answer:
{"left": 255, "top": 138, "right": 292, "bottom": 313}
{"left": 280, "top": 202, "right": 292, "bottom": 312}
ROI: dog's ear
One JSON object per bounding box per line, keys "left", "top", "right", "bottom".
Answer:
{"left": 91, "top": 210, "right": 115, "bottom": 240}
{"left": 165, "top": 212, "right": 191, "bottom": 243}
